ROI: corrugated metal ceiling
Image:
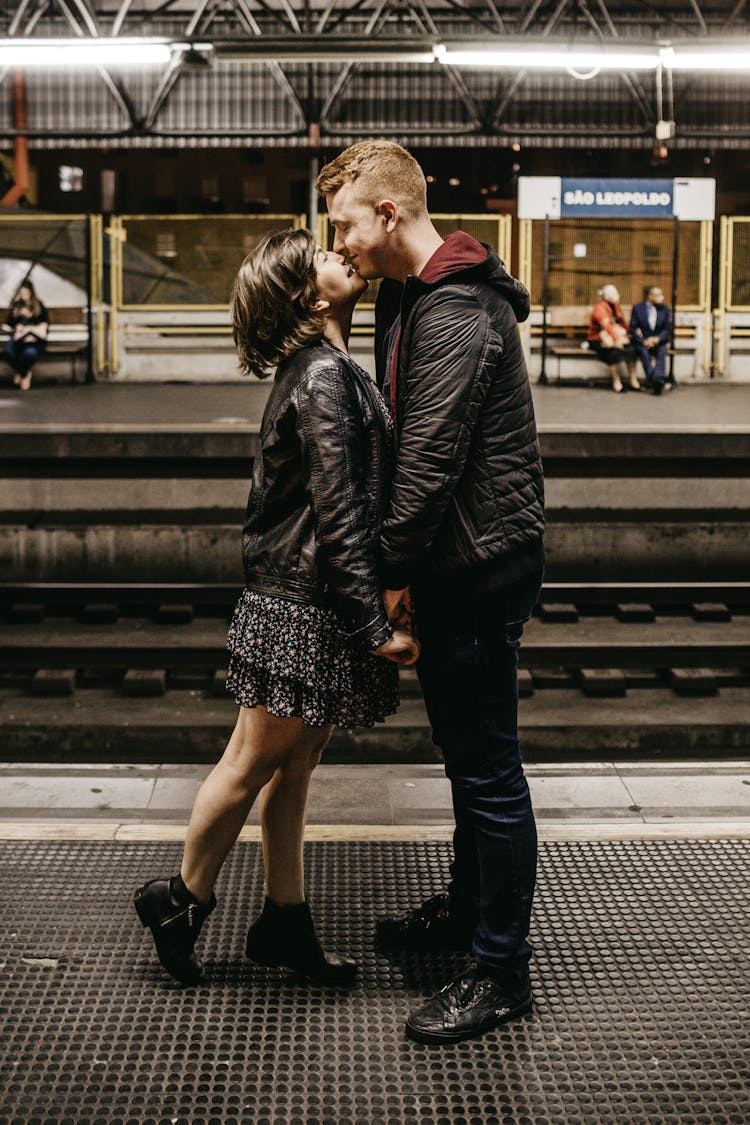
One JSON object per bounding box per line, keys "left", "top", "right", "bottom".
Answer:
{"left": 1, "top": 1, "right": 750, "bottom": 148}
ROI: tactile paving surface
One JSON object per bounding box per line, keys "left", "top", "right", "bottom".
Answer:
{"left": 1, "top": 839, "right": 748, "bottom": 1124}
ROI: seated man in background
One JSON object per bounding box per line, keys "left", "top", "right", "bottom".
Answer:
{"left": 630, "top": 285, "right": 673, "bottom": 395}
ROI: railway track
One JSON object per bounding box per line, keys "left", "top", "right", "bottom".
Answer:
{"left": 2, "top": 408, "right": 747, "bottom": 758}
{"left": 2, "top": 581, "right": 748, "bottom": 698}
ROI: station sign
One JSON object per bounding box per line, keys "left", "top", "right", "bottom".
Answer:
{"left": 518, "top": 177, "right": 716, "bottom": 221}
{"left": 561, "top": 178, "right": 672, "bottom": 218}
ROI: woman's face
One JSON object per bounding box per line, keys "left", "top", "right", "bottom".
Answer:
{"left": 17, "top": 286, "right": 32, "bottom": 305}
{"left": 313, "top": 246, "right": 367, "bottom": 309}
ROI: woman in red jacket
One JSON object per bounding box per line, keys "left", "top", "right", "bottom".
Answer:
{"left": 587, "top": 284, "right": 640, "bottom": 393}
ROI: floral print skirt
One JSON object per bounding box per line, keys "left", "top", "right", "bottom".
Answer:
{"left": 225, "top": 588, "right": 400, "bottom": 729}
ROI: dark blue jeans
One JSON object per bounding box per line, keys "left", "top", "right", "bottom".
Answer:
{"left": 4, "top": 338, "right": 43, "bottom": 377}
{"left": 414, "top": 564, "right": 543, "bottom": 984}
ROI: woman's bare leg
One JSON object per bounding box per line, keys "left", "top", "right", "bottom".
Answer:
{"left": 610, "top": 363, "right": 623, "bottom": 392}
{"left": 259, "top": 725, "right": 333, "bottom": 905}
{"left": 627, "top": 361, "right": 641, "bottom": 390}
{"left": 180, "top": 705, "right": 315, "bottom": 904}
{"left": 245, "top": 722, "right": 356, "bottom": 983}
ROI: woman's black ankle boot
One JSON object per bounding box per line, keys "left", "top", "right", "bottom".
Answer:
{"left": 134, "top": 874, "right": 216, "bottom": 985}
{"left": 245, "top": 897, "right": 357, "bottom": 985}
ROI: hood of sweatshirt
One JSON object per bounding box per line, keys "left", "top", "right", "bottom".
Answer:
{"left": 416, "top": 230, "right": 530, "bottom": 324}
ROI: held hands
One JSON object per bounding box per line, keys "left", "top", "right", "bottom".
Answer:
{"left": 371, "top": 587, "right": 420, "bottom": 665}
{"left": 371, "top": 629, "right": 420, "bottom": 666}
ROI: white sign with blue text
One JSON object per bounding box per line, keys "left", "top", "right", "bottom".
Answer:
{"left": 518, "top": 177, "right": 716, "bottom": 221}
{"left": 561, "top": 178, "right": 672, "bottom": 218}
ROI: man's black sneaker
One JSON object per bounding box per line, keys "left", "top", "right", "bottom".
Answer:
{"left": 376, "top": 893, "right": 475, "bottom": 951}
{"left": 405, "top": 963, "right": 532, "bottom": 1044}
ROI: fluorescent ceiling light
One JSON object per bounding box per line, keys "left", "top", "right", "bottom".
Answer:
{"left": 0, "top": 38, "right": 174, "bottom": 66}
{"left": 434, "top": 44, "right": 660, "bottom": 70}
{"left": 660, "top": 45, "right": 750, "bottom": 70}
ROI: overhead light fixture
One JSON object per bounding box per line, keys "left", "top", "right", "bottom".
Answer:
{"left": 434, "top": 43, "right": 660, "bottom": 70}
{"left": 0, "top": 38, "right": 178, "bottom": 67}
{"left": 435, "top": 40, "right": 750, "bottom": 73}
{"left": 660, "top": 44, "right": 750, "bottom": 70}
{"left": 2, "top": 35, "right": 748, "bottom": 73}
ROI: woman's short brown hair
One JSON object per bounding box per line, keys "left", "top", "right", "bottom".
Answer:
{"left": 230, "top": 227, "right": 325, "bottom": 379}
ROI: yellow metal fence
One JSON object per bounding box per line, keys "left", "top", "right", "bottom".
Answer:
{"left": 108, "top": 214, "right": 304, "bottom": 372}
{"left": 5, "top": 212, "right": 749, "bottom": 377}
{"left": 518, "top": 216, "right": 714, "bottom": 375}
{"left": 517, "top": 218, "right": 712, "bottom": 312}
{"left": 0, "top": 212, "right": 104, "bottom": 375}
{"left": 715, "top": 215, "right": 750, "bottom": 375}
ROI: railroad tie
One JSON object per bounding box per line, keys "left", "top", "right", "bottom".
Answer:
{"left": 691, "top": 603, "right": 732, "bottom": 622}
{"left": 31, "top": 669, "right": 76, "bottom": 696}
{"left": 668, "top": 668, "right": 719, "bottom": 696}
{"left": 210, "top": 669, "right": 228, "bottom": 696}
{"left": 518, "top": 668, "right": 535, "bottom": 697}
{"left": 579, "top": 668, "right": 627, "bottom": 696}
{"left": 122, "top": 669, "right": 167, "bottom": 696}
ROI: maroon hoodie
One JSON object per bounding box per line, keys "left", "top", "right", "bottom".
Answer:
{"left": 387, "top": 232, "right": 490, "bottom": 420}
{"left": 419, "top": 230, "right": 489, "bottom": 283}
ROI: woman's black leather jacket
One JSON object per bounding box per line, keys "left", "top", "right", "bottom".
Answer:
{"left": 242, "top": 339, "right": 393, "bottom": 650}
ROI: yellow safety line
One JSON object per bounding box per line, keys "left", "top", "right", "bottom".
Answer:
{"left": 0, "top": 822, "right": 748, "bottom": 843}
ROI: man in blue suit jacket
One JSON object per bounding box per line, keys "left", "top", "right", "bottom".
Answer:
{"left": 630, "top": 286, "right": 673, "bottom": 395}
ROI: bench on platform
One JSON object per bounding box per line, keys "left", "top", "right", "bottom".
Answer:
{"left": 531, "top": 306, "right": 680, "bottom": 384}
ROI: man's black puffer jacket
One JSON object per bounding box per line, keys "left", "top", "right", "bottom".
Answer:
{"left": 376, "top": 239, "right": 545, "bottom": 594}
{"left": 242, "top": 339, "right": 393, "bottom": 650}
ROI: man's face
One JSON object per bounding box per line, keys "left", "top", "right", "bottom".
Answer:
{"left": 325, "top": 181, "right": 391, "bottom": 280}
{"left": 649, "top": 288, "right": 664, "bottom": 306}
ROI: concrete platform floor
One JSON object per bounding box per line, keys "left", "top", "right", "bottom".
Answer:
{"left": 1, "top": 378, "right": 749, "bottom": 433}
{"left": 1, "top": 760, "right": 749, "bottom": 841}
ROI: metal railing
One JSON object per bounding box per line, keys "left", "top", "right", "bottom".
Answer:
{"left": 8, "top": 211, "right": 750, "bottom": 380}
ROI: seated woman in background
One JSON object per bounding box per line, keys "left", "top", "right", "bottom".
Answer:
{"left": 587, "top": 283, "right": 640, "bottom": 394}
{"left": 3, "top": 278, "right": 48, "bottom": 391}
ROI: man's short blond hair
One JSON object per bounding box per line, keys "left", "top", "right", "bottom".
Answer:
{"left": 316, "top": 140, "right": 428, "bottom": 219}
